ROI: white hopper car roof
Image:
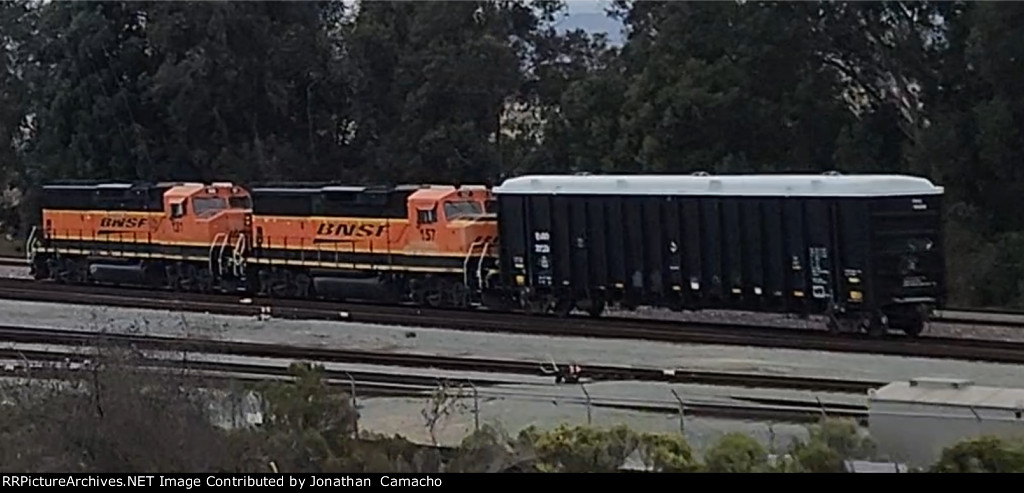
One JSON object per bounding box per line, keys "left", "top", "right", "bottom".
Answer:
{"left": 493, "top": 174, "right": 944, "bottom": 197}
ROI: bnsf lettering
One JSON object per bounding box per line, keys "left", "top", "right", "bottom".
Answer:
{"left": 316, "top": 222, "right": 388, "bottom": 237}
{"left": 100, "top": 217, "right": 148, "bottom": 228}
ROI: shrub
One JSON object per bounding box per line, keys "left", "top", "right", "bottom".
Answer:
{"left": 703, "top": 433, "right": 770, "bottom": 472}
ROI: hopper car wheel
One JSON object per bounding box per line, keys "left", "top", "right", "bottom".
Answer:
{"left": 901, "top": 319, "right": 924, "bottom": 338}
{"left": 826, "top": 315, "right": 841, "bottom": 335}
{"left": 554, "top": 299, "right": 574, "bottom": 318}
{"left": 889, "top": 305, "right": 927, "bottom": 338}
{"left": 862, "top": 312, "right": 888, "bottom": 339}
{"left": 586, "top": 299, "right": 605, "bottom": 318}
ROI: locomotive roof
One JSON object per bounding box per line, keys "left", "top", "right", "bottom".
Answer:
{"left": 248, "top": 184, "right": 429, "bottom": 196}
{"left": 493, "top": 174, "right": 944, "bottom": 197}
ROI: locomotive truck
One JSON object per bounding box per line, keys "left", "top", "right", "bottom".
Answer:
{"left": 26, "top": 172, "right": 945, "bottom": 337}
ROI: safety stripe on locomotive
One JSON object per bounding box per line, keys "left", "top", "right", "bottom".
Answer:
{"left": 39, "top": 239, "right": 487, "bottom": 274}
{"left": 43, "top": 233, "right": 497, "bottom": 258}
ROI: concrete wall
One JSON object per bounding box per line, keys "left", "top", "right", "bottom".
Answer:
{"left": 869, "top": 400, "right": 1024, "bottom": 468}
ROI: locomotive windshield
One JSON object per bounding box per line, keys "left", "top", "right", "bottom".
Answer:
{"left": 444, "top": 200, "right": 485, "bottom": 220}
{"left": 229, "top": 196, "right": 252, "bottom": 209}
{"left": 193, "top": 196, "right": 227, "bottom": 217}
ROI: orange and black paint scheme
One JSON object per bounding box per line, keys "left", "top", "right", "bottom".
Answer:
{"left": 28, "top": 181, "right": 253, "bottom": 292}
{"left": 245, "top": 183, "right": 500, "bottom": 306}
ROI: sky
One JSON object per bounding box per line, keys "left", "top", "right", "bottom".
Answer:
{"left": 561, "top": 0, "right": 625, "bottom": 44}
{"left": 338, "top": 0, "right": 626, "bottom": 44}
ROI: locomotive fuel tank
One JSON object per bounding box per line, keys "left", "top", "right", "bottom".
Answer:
{"left": 88, "top": 261, "right": 149, "bottom": 285}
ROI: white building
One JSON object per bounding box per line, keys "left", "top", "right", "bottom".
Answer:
{"left": 868, "top": 377, "right": 1024, "bottom": 468}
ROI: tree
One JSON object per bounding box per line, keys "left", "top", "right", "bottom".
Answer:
{"left": 932, "top": 436, "right": 1024, "bottom": 473}
{"left": 786, "top": 417, "right": 876, "bottom": 472}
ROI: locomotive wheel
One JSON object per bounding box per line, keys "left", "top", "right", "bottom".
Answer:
{"left": 194, "top": 267, "right": 214, "bottom": 293}
{"left": 295, "top": 273, "right": 312, "bottom": 299}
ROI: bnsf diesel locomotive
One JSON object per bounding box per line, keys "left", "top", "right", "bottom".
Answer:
{"left": 25, "top": 172, "right": 946, "bottom": 337}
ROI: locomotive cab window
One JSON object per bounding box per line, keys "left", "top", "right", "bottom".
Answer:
{"left": 417, "top": 207, "right": 437, "bottom": 225}
{"left": 170, "top": 201, "right": 185, "bottom": 218}
{"left": 229, "top": 196, "right": 252, "bottom": 209}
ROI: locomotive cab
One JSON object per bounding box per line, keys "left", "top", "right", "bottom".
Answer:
{"left": 163, "top": 183, "right": 251, "bottom": 244}
{"left": 407, "top": 186, "right": 499, "bottom": 293}
{"left": 408, "top": 186, "right": 497, "bottom": 253}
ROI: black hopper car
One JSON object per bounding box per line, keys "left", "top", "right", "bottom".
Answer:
{"left": 490, "top": 173, "right": 945, "bottom": 337}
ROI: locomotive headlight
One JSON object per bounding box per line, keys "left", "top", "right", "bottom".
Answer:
{"left": 515, "top": 275, "right": 525, "bottom": 285}
{"left": 850, "top": 290, "right": 863, "bottom": 301}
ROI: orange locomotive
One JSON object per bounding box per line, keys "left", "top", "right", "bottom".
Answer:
{"left": 28, "top": 181, "right": 252, "bottom": 291}
{"left": 244, "top": 182, "right": 500, "bottom": 307}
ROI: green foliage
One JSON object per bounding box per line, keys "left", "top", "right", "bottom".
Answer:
{"left": 258, "top": 362, "right": 358, "bottom": 438}
{"left": 17, "top": 349, "right": 1024, "bottom": 474}
{"left": 636, "top": 433, "right": 699, "bottom": 472}
{"left": 518, "top": 424, "right": 636, "bottom": 472}
{"left": 932, "top": 436, "right": 1024, "bottom": 473}
{"left": 249, "top": 362, "right": 361, "bottom": 472}
{"left": 783, "top": 418, "right": 876, "bottom": 472}
{"left": 515, "top": 424, "right": 699, "bottom": 473}
{"left": 703, "top": 432, "right": 770, "bottom": 473}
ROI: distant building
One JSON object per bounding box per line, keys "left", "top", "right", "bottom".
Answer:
{"left": 868, "top": 377, "right": 1024, "bottom": 468}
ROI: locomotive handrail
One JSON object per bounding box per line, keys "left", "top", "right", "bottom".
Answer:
{"left": 210, "top": 233, "right": 227, "bottom": 277}
{"left": 232, "top": 233, "right": 247, "bottom": 278}
{"left": 476, "top": 241, "right": 492, "bottom": 289}
{"left": 25, "top": 226, "right": 38, "bottom": 264}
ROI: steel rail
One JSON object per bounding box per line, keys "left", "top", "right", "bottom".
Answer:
{"left": 1, "top": 259, "right": 1023, "bottom": 327}
{"left": 0, "top": 344, "right": 868, "bottom": 424}
{"left": 2, "top": 279, "right": 1024, "bottom": 364}
{"left": 0, "top": 324, "right": 885, "bottom": 393}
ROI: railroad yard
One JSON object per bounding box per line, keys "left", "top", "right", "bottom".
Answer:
{"left": 1, "top": 257, "right": 1024, "bottom": 455}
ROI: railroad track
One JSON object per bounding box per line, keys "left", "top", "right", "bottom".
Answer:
{"left": 1, "top": 256, "right": 1024, "bottom": 329}
{"left": 1, "top": 256, "right": 1024, "bottom": 327}
{"left": 0, "top": 339, "right": 868, "bottom": 425}
{"left": 0, "top": 324, "right": 884, "bottom": 393}
{"left": 1, "top": 278, "right": 1024, "bottom": 365}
